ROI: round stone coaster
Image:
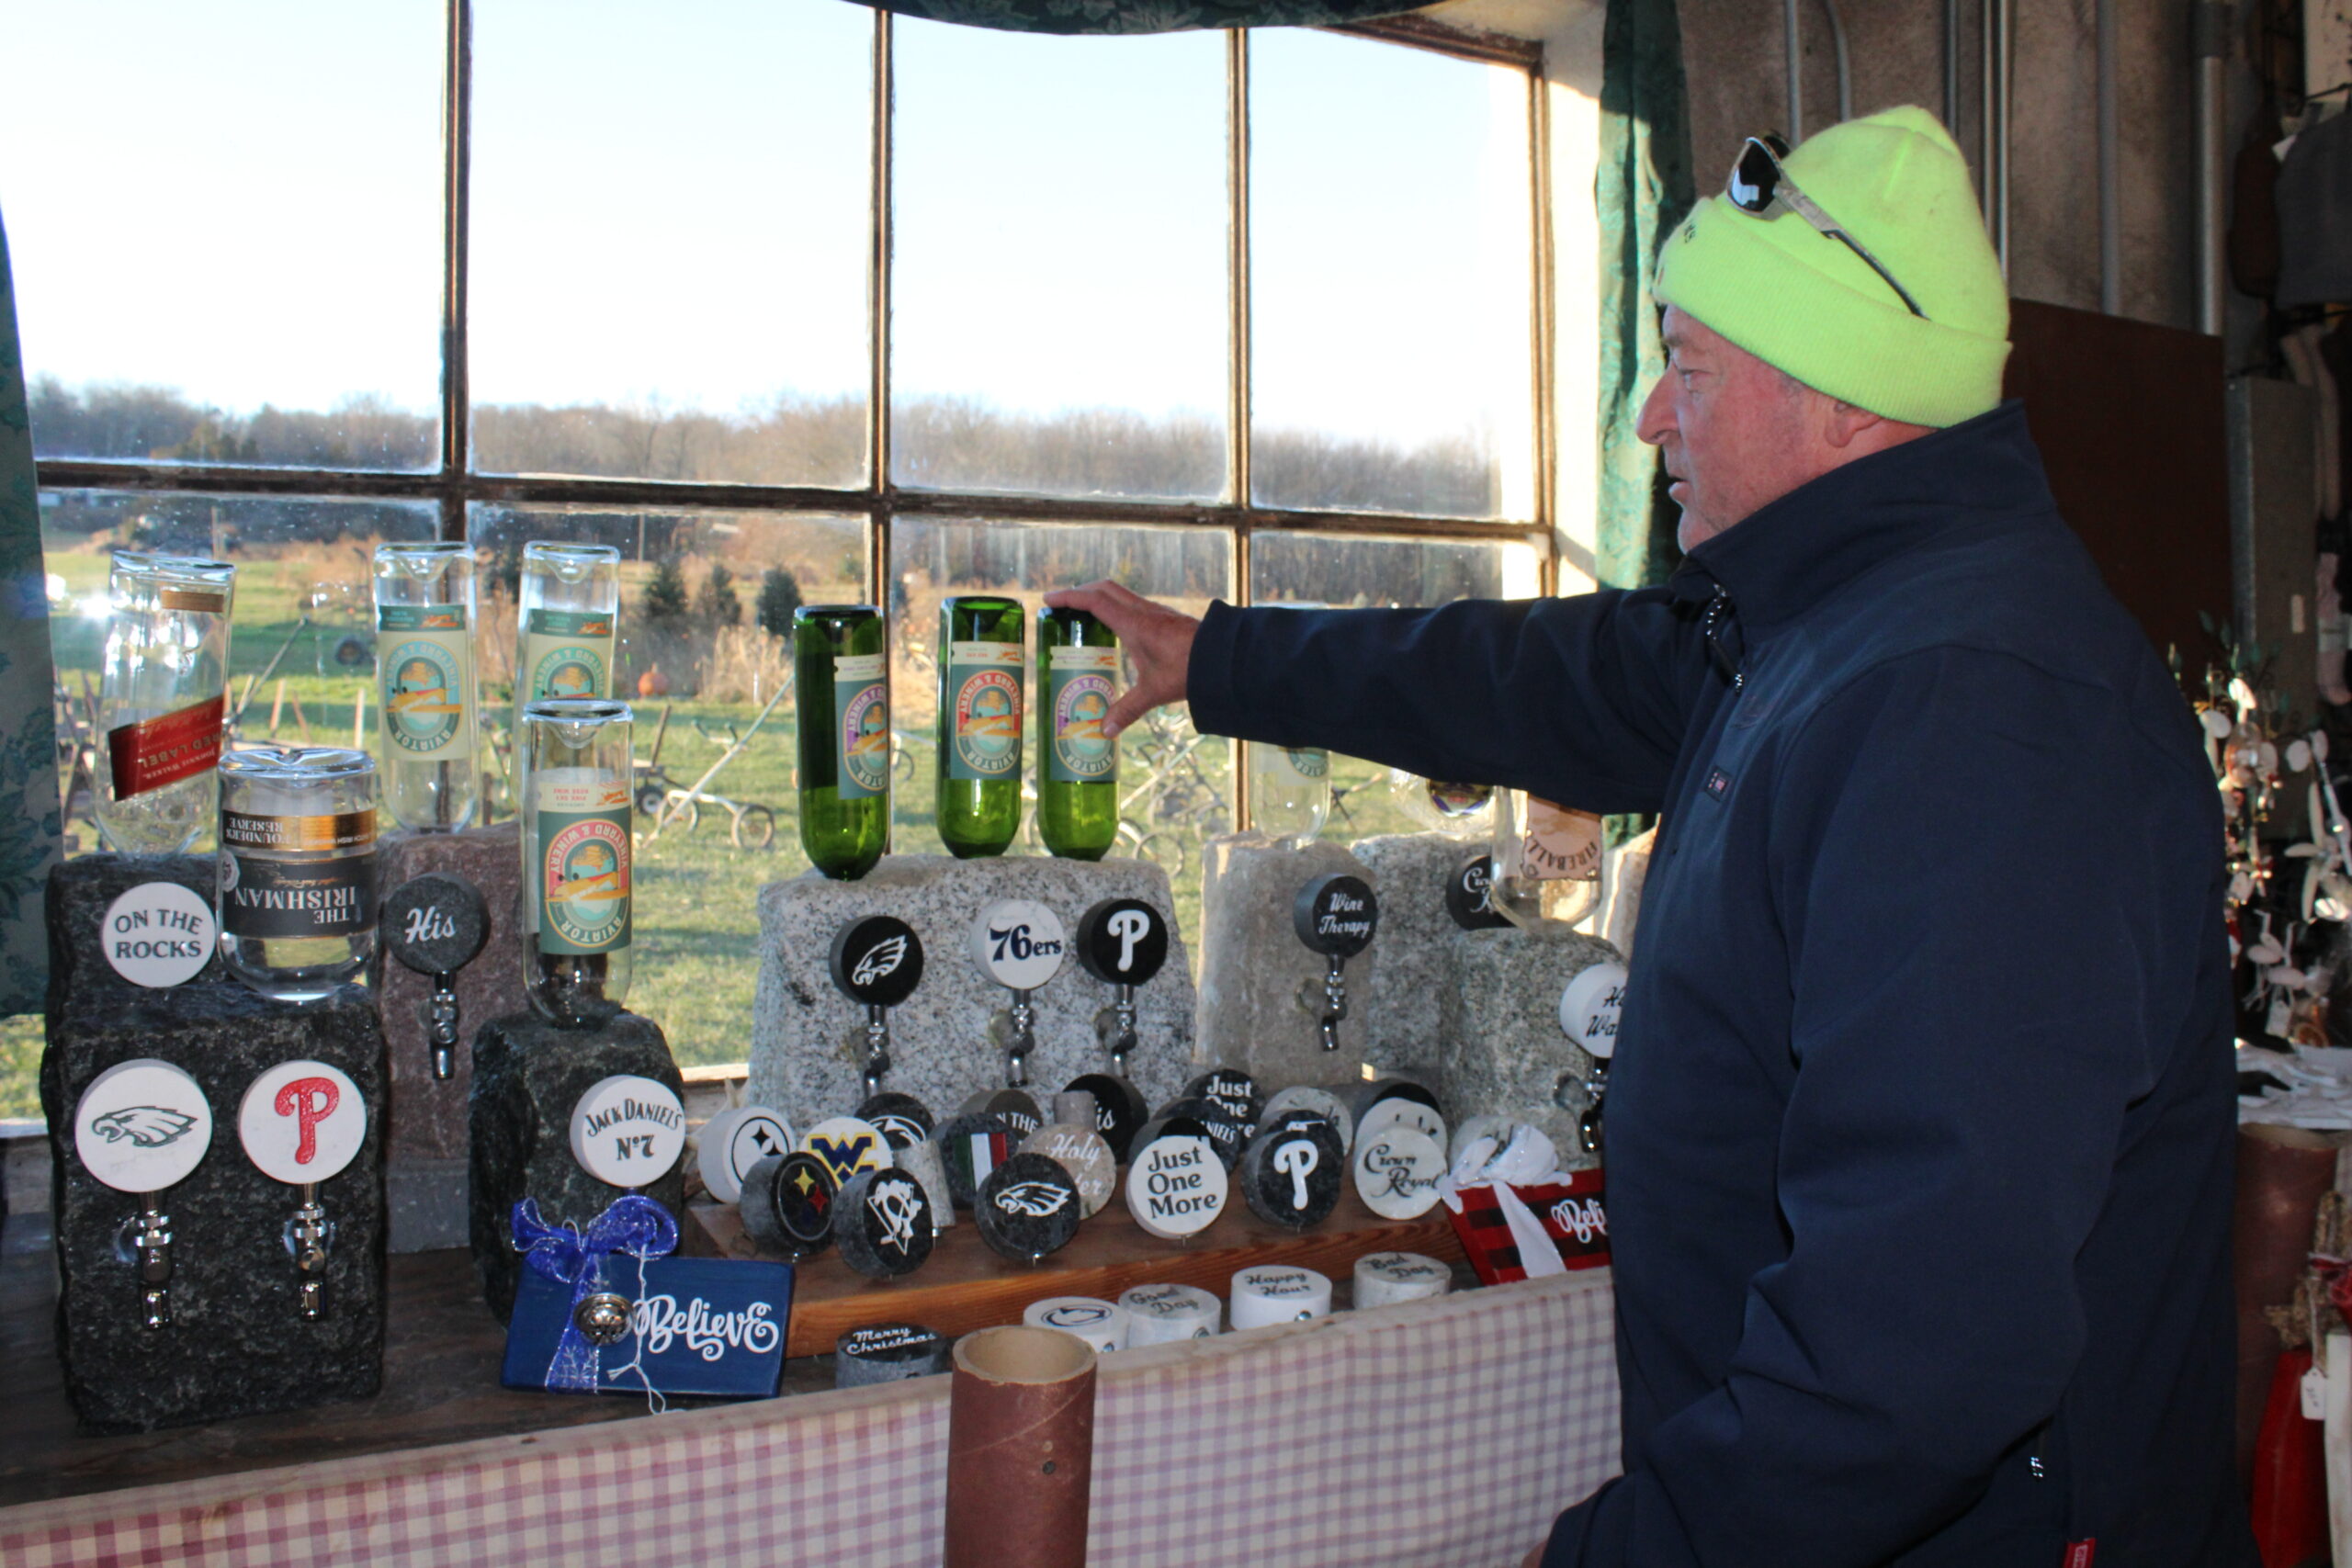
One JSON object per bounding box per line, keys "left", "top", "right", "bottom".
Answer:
{"left": 1023, "top": 1295, "right": 1130, "bottom": 1352}
{"left": 238, "top": 1060, "right": 367, "bottom": 1186}
{"left": 1351, "top": 1125, "right": 1447, "bottom": 1221}
{"left": 829, "top": 914, "right": 925, "bottom": 1008}
{"left": 1293, "top": 874, "right": 1377, "bottom": 958}
{"left": 1351, "top": 1077, "right": 1441, "bottom": 1125}
{"left": 895, "top": 1137, "right": 956, "bottom": 1230}
{"left": 1449, "top": 1112, "right": 1517, "bottom": 1167}
{"left": 1153, "top": 1096, "right": 1245, "bottom": 1171}
{"left": 1260, "top": 1085, "right": 1353, "bottom": 1156}
{"left": 986, "top": 1088, "right": 1045, "bottom": 1139}
{"left": 1354, "top": 1091, "right": 1446, "bottom": 1154}
{"left": 1229, "top": 1264, "right": 1332, "bottom": 1329}
{"left": 1559, "top": 961, "right": 1629, "bottom": 1060}
{"left": 695, "top": 1104, "right": 797, "bottom": 1207}
{"left": 740, "top": 1150, "right": 837, "bottom": 1258}
{"left": 976, "top": 1152, "right": 1084, "bottom": 1263}
{"left": 1050, "top": 1089, "right": 1097, "bottom": 1128}
{"left": 99, "top": 883, "right": 217, "bottom": 989}
{"left": 1442, "top": 852, "right": 1510, "bottom": 931}
{"left": 1075, "top": 896, "right": 1170, "bottom": 987}
{"left": 381, "top": 872, "right": 490, "bottom": 976}
{"left": 1182, "top": 1067, "right": 1263, "bottom": 1128}
{"left": 938, "top": 1112, "right": 1015, "bottom": 1208}
{"left": 1238, "top": 1117, "right": 1345, "bottom": 1230}
{"left": 835, "top": 1322, "right": 951, "bottom": 1389}
{"left": 1118, "top": 1282, "right": 1222, "bottom": 1345}
{"left": 968, "top": 899, "right": 1069, "bottom": 991}
{"left": 1020, "top": 1122, "right": 1117, "bottom": 1218}
{"left": 855, "top": 1091, "right": 936, "bottom": 1150}
{"left": 569, "top": 1075, "right": 687, "bottom": 1189}
{"left": 75, "top": 1057, "right": 212, "bottom": 1193}
{"left": 835, "top": 1168, "right": 936, "bottom": 1280}
{"left": 1125, "top": 1130, "right": 1227, "bottom": 1240}
{"left": 1064, "top": 1072, "right": 1148, "bottom": 1160}
{"left": 798, "top": 1116, "right": 893, "bottom": 1186}
{"left": 1354, "top": 1251, "right": 1453, "bottom": 1308}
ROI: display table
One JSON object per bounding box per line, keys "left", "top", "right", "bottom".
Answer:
{"left": 0, "top": 1213, "right": 1620, "bottom": 1567}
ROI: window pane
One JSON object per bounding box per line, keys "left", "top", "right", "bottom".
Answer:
{"left": 6, "top": 4, "right": 443, "bottom": 468}
{"left": 891, "top": 23, "right": 1227, "bottom": 501}
{"left": 469, "top": 1, "right": 874, "bottom": 486}
{"left": 1250, "top": 530, "right": 1537, "bottom": 838}
{"left": 1250, "top": 32, "right": 1535, "bottom": 519}
{"left": 468, "top": 504, "right": 865, "bottom": 1069}
{"left": 888, "top": 518, "right": 1232, "bottom": 935}
{"left": 41, "top": 490, "right": 439, "bottom": 852}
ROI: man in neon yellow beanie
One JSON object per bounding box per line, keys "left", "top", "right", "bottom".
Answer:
{"left": 1053, "top": 107, "right": 2249, "bottom": 1565}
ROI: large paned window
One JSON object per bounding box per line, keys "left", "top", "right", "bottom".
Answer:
{"left": 5, "top": 0, "right": 1552, "bottom": 1091}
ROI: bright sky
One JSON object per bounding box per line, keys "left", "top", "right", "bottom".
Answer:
{"left": 0, "top": 0, "right": 1532, "bottom": 453}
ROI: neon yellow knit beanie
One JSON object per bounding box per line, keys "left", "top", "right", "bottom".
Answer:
{"left": 1654, "top": 105, "right": 2010, "bottom": 428}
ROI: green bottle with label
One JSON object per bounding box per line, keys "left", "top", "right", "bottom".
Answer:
{"left": 794, "top": 605, "right": 889, "bottom": 880}
{"left": 935, "top": 596, "right": 1025, "bottom": 859}
{"left": 1036, "top": 605, "right": 1119, "bottom": 860}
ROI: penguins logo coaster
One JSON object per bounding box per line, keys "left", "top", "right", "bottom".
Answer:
{"left": 976, "top": 1152, "right": 1083, "bottom": 1263}
{"left": 854, "top": 1091, "right": 935, "bottom": 1150}
{"left": 835, "top": 1168, "right": 935, "bottom": 1280}
{"left": 1239, "top": 1116, "right": 1344, "bottom": 1230}
{"left": 798, "top": 1116, "right": 892, "bottom": 1187}
{"left": 741, "top": 1150, "right": 838, "bottom": 1258}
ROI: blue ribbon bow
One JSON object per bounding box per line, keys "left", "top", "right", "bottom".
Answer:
{"left": 512, "top": 1194, "right": 679, "bottom": 1392}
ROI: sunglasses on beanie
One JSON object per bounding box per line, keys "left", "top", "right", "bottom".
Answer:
{"left": 1727, "top": 134, "right": 1928, "bottom": 320}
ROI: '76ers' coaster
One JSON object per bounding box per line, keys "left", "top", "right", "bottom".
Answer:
{"left": 834, "top": 1168, "right": 935, "bottom": 1280}
{"left": 975, "top": 1152, "right": 1082, "bottom": 1264}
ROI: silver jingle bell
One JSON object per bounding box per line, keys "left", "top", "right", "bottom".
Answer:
{"left": 572, "top": 1291, "right": 635, "bottom": 1347}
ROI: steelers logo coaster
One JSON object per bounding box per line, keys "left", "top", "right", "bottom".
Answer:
{"left": 742, "top": 1150, "right": 837, "bottom": 1258}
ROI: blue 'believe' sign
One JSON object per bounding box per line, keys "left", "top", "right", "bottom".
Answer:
{"left": 502, "top": 1256, "right": 796, "bottom": 1399}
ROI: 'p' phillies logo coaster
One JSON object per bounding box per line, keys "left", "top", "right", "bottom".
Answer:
{"left": 239, "top": 1060, "right": 367, "bottom": 1185}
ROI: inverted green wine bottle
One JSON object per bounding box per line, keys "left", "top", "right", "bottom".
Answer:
{"left": 1036, "top": 605, "right": 1119, "bottom": 861}
{"left": 936, "top": 595, "right": 1025, "bottom": 859}
{"left": 795, "top": 604, "right": 889, "bottom": 880}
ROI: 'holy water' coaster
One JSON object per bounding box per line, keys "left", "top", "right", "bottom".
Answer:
{"left": 975, "top": 1152, "right": 1083, "bottom": 1264}
{"left": 740, "top": 1151, "right": 837, "bottom": 1258}
{"left": 834, "top": 1168, "right": 935, "bottom": 1280}
{"left": 1118, "top": 1282, "right": 1222, "bottom": 1344}
{"left": 1238, "top": 1117, "right": 1344, "bottom": 1231}
{"left": 1351, "top": 1125, "right": 1446, "bottom": 1221}
{"left": 1353, "top": 1251, "right": 1453, "bottom": 1308}
{"left": 1023, "top": 1295, "right": 1129, "bottom": 1352}
{"left": 1020, "top": 1122, "right": 1117, "bottom": 1218}
{"left": 835, "top": 1322, "right": 951, "bottom": 1389}
{"left": 1125, "top": 1128, "right": 1227, "bottom": 1240}
{"left": 938, "top": 1112, "right": 1016, "bottom": 1208}
{"left": 1229, "top": 1264, "right": 1332, "bottom": 1329}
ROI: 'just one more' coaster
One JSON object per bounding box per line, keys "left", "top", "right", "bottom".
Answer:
{"left": 834, "top": 1168, "right": 936, "bottom": 1280}
{"left": 938, "top": 1112, "right": 1016, "bottom": 1208}
{"left": 1238, "top": 1116, "right": 1344, "bottom": 1231}
{"left": 740, "top": 1150, "right": 838, "bottom": 1258}
{"left": 834, "top": 1322, "right": 951, "bottom": 1389}
{"left": 1182, "top": 1068, "right": 1262, "bottom": 1128}
{"left": 1125, "top": 1128, "right": 1227, "bottom": 1240}
{"left": 854, "top": 1091, "right": 935, "bottom": 1151}
{"left": 975, "top": 1152, "right": 1083, "bottom": 1264}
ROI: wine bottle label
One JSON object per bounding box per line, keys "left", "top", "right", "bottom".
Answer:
{"left": 537, "top": 780, "right": 632, "bottom": 954}
{"left": 1047, "top": 645, "right": 1118, "bottom": 784}
{"left": 222, "top": 809, "right": 377, "bottom": 853}
{"left": 378, "top": 604, "right": 473, "bottom": 760}
{"left": 106, "top": 694, "right": 226, "bottom": 800}
{"left": 832, "top": 653, "right": 889, "bottom": 799}
{"left": 1519, "top": 799, "right": 1603, "bottom": 881}
{"left": 944, "top": 640, "right": 1024, "bottom": 782}
{"left": 1253, "top": 742, "right": 1328, "bottom": 785}
{"left": 521, "top": 608, "right": 614, "bottom": 702}
{"left": 220, "top": 850, "right": 376, "bottom": 940}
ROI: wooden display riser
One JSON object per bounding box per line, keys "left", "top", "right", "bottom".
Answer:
{"left": 688, "top": 1187, "right": 1467, "bottom": 1358}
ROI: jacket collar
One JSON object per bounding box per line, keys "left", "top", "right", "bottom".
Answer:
{"left": 1671, "top": 400, "right": 2055, "bottom": 638}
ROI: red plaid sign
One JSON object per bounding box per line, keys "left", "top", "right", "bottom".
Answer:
{"left": 1445, "top": 1168, "right": 1610, "bottom": 1284}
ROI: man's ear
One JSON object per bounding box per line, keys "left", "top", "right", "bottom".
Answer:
{"left": 1821, "top": 399, "right": 1885, "bottom": 449}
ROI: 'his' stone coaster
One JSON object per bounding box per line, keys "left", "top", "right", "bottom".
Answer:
{"left": 1260, "top": 1085, "right": 1354, "bottom": 1156}
{"left": 1229, "top": 1264, "right": 1332, "bottom": 1329}
{"left": 834, "top": 1168, "right": 935, "bottom": 1280}
{"left": 1125, "top": 1129, "right": 1227, "bottom": 1240}
{"left": 835, "top": 1322, "right": 952, "bottom": 1388}
{"left": 1021, "top": 1122, "right": 1117, "bottom": 1218}
{"left": 1024, "top": 1295, "right": 1129, "bottom": 1352}
{"left": 1154, "top": 1095, "right": 1245, "bottom": 1171}
{"left": 1238, "top": 1117, "right": 1344, "bottom": 1230}
{"left": 694, "top": 1104, "right": 797, "bottom": 1207}
{"left": 1182, "top": 1068, "right": 1263, "bottom": 1128}
{"left": 1119, "top": 1281, "right": 1221, "bottom": 1344}
{"left": 1352, "top": 1125, "right": 1446, "bottom": 1221}
{"left": 1063, "top": 1072, "right": 1148, "bottom": 1160}
{"left": 381, "top": 872, "right": 490, "bottom": 1082}
{"left": 799, "top": 1115, "right": 892, "bottom": 1187}
{"left": 975, "top": 1152, "right": 1082, "bottom": 1264}
{"left": 895, "top": 1137, "right": 956, "bottom": 1231}
{"left": 1354, "top": 1251, "right": 1453, "bottom": 1308}
{"left": 740, "top": 1150, "right": 837, "bottom": 1258}
{"left": 856, "top": 1090, "right": 935, "bottom": 1149}
{"left": 939, "top": 1111, "right": 1015, "bottom": 1207}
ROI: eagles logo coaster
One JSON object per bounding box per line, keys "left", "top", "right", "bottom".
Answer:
{"left": 975, "top": 1152, "right": 1082, "bottom": 1264}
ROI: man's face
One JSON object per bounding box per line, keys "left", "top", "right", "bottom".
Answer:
{"left": 1637, "top": 306, "right": 1824, "bottom": 553}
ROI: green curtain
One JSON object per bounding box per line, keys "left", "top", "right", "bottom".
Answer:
{"left": 841, "top": 0, "right": 1421, "bottom": 33}
{"left": 0, "top": 211, "right": 62, "bottom": 1016}
{"left": 1594, "top": 0, "right": 1693, "bottom": 592}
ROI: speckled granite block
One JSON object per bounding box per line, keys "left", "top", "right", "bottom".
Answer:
{"left": 1349, "top": 833, "right": 1477, "bottom": 1086}
{"left": 469, "top": 1009, "right": 684, "bottom": 1320}
{"left": 1195, "top": 835, "right": 1379, "bottom": 1088}
{"left": 43, "top": 852, "right": 227, "bottom": 1008}
{"left": 1438, "top": 926, "right": 1621, "bottom": 1167}
{"left": 746, "top": 855, "right": 1196, "bottom": 1143}
{"left": 41, "top": 964, "right": 387, "bottom": 1434}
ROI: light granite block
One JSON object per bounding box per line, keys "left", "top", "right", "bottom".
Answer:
{"left": 1439, "top": 925, "right": 1621, "bottom": 1168}
{"left": 1350, "top": 832, "right": 1482, "bottom": 1086}
{"left": 1195, "top": 835, "right": 1378, "bottom": 1089}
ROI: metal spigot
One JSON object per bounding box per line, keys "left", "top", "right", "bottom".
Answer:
{"left": 288, "top": 1184, "right": 332, "bottom": 1321}
{"left": 1556, "top": 1058, "right": 1611, "bottom": 1156}
{"left": 135, "top": 1201, "right": 173, "bottom": 1330}
{"left": 861, "top": 1003, "right": 893, "bottom": 1099}
{"left": 425, "top": 977, "right": 460, "bottom": 1080}
{"left": 1001, "top": 989, "right": 1036, "bottom": 1087}
{"left": 1094, "top": 984, "right": 1139, "bottom": 1077}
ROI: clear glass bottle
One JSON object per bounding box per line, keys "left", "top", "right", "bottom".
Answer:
{"left": 96, "top": 551, "right": 237, "bottom": 855}
{"left": 217, "top": 746, "right": 377, "bottom": 1001}
{"left": 1248, "top": 602, "right": 1329, "bottom": 848}
{"left": 1390, "top": 770, "right": 1495, "bottom": 839}
{"left": 794, "top": 604, "right": 890, "bottom": 880}
{"left": 515, "top": 542, "right": 620, "bottom": 704}
{"left": 936, "top": 595, "right": 1025, "bottom": 859}
{"left": 1491, "top": 789, "right": 1605, "bottom": 932}
{"left": 520, "top": 698, "right": 634, "bottom": 1024}
{"left": 1037, "top": 604, "right": 1119, "bottom": 860}
{"left": 374, "top": 541, "right": 479, "bottom": 831}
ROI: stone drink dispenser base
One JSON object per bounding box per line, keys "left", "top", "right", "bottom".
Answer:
{"left": 469, "top": 1008, "right": 685, "bottom": 1320}
{"left": 44, "top": 853, "right": 388, "bottom": 1434}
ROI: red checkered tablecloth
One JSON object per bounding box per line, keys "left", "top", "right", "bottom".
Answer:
{"left": 0, "top": 1270, "right": 1619, "bottom": 1567}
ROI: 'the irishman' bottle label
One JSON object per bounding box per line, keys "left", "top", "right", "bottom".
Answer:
{"left": 833, "top": 653, "right": 889, "bottom": 798}
{"left": 537, "top": 780, "right": 632, "bottom": 954}
{"left": 1046, "top": 645, "right": 1117, "bottom": 784}
{"left": 520, "top": 608, "right": 613, "bottom": 703}
{"left": 378, "top": 604, "right": 473, "bottom": 760}
{"left": 944, "top": 640, "right": 1023, "bottom": 783}
{"left": 220, "top": 809, "right": 379, "bottom": 941}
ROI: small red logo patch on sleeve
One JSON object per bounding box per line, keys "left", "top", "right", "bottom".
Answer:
{"left": 2063, "top": 1541, "right": 2096, "bottom": 1568}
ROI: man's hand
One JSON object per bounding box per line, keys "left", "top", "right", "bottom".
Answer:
{"left": 1041, "top": 581, "right": 1200, "bottom": 737}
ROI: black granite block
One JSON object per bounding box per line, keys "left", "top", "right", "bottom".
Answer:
{"left": 45, "top": 853, "right": 226, "bottom": 1013}
{"left": 468, "top": 1009, "right": 685, "bottom": 1321}
{"left": 40, "top": 979, "right": 388, "bottom": 1435}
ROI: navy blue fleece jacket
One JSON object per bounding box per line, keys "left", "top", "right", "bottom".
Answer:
{"left": 1186, "top": 404, "right": 2250, "bottom": 1565}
